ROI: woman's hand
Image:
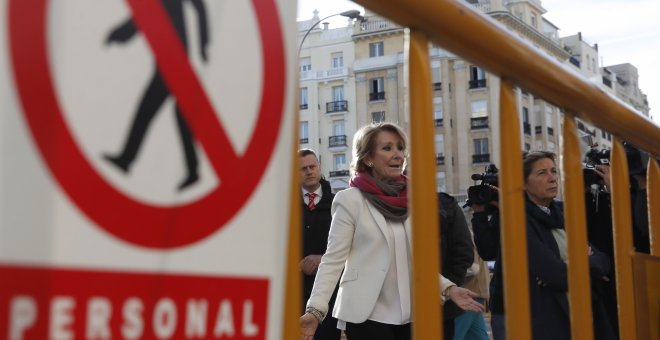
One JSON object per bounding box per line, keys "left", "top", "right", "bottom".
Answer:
{"left": 300, "top": 313, "right": 319, "bottom": 340}
{"left": 446, "top": 286, "right": 484, "bottom": 313}
{"left": 594, "top": 165, "right": 611, "bottom": 189}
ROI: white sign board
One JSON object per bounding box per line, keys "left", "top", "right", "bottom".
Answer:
{"left": 0, "top": 0, "right": 296, "bottom": 338}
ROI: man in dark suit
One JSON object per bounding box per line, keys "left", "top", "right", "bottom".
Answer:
{"left": 299, "top": 149, "right": 340, "bottom": 340}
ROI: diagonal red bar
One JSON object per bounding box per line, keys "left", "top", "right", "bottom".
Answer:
{"left": 125, "top": 0, "right": 238, "bottom": 177}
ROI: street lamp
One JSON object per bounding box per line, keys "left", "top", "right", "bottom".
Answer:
{"left": 298, "top": 10, "right": 365, "bottom": 55}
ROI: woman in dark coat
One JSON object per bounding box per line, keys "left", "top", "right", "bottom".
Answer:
{"left": 473, "top": 151, "right": 615, "bottom": 340}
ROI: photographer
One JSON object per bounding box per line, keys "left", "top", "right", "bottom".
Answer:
{"left": 470, "top": 152, "right": 615, "bottom": 340}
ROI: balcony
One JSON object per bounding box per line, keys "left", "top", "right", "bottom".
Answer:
{"left": 299, "top": 137, "right": 308, "bottom": 144}
{"left": 433, "top": 82, "right": 442, "bottom": 91}
{"left": 436, "top": 154, "right": 445, "bottom": 165}
{"left": 547, "top": 127, "right": 554, "bottom": 136}
{"left": 434, "top": 118, "right": 443, "bottom": 127}
{"left": 535, "top": 126, "right": 542, "bottom": 134}
{"left": 472, "top": 154, "right": 490, "bottom": 164}
{"left": 471, "top": 117, "right": 489, "bottom": 130}
{"left": 369, "top": 91, "right": 386, "bottom": 101}
{"left": 329, "top": 170, "right": 350, "bottom": 177}
{"left": 299, "top": 103, "right": 308, "bottom": 110}
{"left": 468, "top": 79, "right": 487, "bottom": 89}
{"left": 329, "top": 135, "right": 347, "bottom": 148}
{"left": 326, "top": 100, "right": 348, "bottom": 113}
{"left": 523, "top": 122, "right": 531, "bottom": 135}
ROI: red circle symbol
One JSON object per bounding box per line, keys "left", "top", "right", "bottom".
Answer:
{"left": 8, "top": 0, "right": 286, "bottom": 249}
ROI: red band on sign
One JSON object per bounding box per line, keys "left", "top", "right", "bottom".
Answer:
{"left": 0, "top": 264, "right": 269, "bottom": 339}
{"left": 8, "top": 0, "right": 287, "bottom": 249}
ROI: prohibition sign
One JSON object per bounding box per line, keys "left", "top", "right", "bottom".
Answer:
{"left": 8, "top": 0, "right": 286, "bottom": 249}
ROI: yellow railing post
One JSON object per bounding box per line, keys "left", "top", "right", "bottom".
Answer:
{"left": 283, "top": 90, "right": 302, "bottom": 340}
{"left": 499, "top": 79, "right": 531, "bottom": 340}
{"left": 648, "top": 158, "right": 660, "bottom": 256}
{"left": 407, "top": 28, "right": 444, "bottom": 340}
{"left": 560, "top": 113, "right": 594, "bottom": 340}
{"left": 610, "top": 139, "right": 638, "bottom": 340}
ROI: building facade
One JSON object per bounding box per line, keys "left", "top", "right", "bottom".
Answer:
{"left": 298, "top": 1, "right": 649, "bottom": 197}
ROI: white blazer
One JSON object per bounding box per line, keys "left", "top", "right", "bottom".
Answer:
{"left": 306, "top": 187, "right": 455, "bottom": 323}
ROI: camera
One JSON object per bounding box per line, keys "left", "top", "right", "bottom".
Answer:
{"left": 465, "top": 164, "right": 499, "bottom": 211}
{"left": 583, "top": 145, "right": 610, "bottom": 188}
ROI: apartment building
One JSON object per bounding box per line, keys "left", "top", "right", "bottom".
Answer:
{"left": 298, "top": 0, "right": 648, "bottom": 196}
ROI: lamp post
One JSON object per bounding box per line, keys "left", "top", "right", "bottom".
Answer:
{"left": 298, "top": 10, "right": 365, "bottom": 55}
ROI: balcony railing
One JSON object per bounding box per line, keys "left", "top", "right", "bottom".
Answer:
{"left": 329, "top": 170, "right": 350, "bottom": 177}
{"left": 436, "top": 154, "right": 445, "bottom": 165}
{"left": 433, "top": 82, "right": 442, "bottom": 91}
{"left": 434, "top": 118, "right": 443, "bottom": 127}
{"left": 299, "top": 103, "right": 308, "bottom": 110}
{"left": 472, "top": 153, "right": 490, "bottom": 163}
{"left": 471, "top": 117, "right": 489, "bottom": 129}
{"left": 468, "top": 79, "right": 487, "bottom": 89}
{"left": 523, "top": 122, "right": 531, "bottom": 135}
{"left": 535, "top": 126, "right": 543, "bottom": 134}
{"left": 326, "top": 100, "right": 348, "bottom": 113}
{"left": 329, "top": 135, "right": 347, "bottom": 147}
{"left": 602, "top": 77, "right": 612, "bottom": 88}
{"left": 369, "top": 91, "right": 386, "bottom": 101}
{"left": 299, "top": 137, "right": 308, "bottom": 144}
{"left": 547, "top": 127, "right": 554, "bottom": 136}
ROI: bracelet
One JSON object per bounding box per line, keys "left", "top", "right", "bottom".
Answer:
{"left": 442, "top": 284, "right": 456, "bottom": 298}
{"left": 305, "top": 307, "right": 325, "bottom": 323}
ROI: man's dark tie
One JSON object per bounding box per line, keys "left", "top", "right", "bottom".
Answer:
{"left": 306, "top": 193, "right": 317, "bottom": 211}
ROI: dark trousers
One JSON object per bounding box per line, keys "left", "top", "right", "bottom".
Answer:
{"left": 345, "top": 320, "right": 411, "bottom": 340}
{"left": 315, "top": 316, "right": 341, "bottom": 340}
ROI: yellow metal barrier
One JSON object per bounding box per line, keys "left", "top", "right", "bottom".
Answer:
{"left": 561, "top": 114, "right": 594, "bottom": 340}
{"left": 498, "top": 79, "right": 531, "bottom": 340}
{"left": 346, "top": 0, "right": 660, "bottom": 339}
{"left": 649, "top": 159, "right": 660, "bottom": 256}
{"left": 610, "top": 140, "right": 637, "bottom": 339}
{"left": 408, "top": 29, "right": 444, "bottom": 340}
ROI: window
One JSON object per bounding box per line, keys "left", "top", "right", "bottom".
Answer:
{"left": 471, "top": 100, "right": 487, "bottom": 117}
{"left": 332, "top": 86, "right": 344, "bottom": 102}
{"left": 369, "top": 42, "right": 384, "bottom": 57}
{"left": 474, "top": 138, "right": 489, "bottom": 154}
{"left": 333, "top": 120, "right": 345, "bottom": 136}
{"left": 434, "top": 97, "right": 443, "bottom": 126}
{"left": 435, "top": 134, "right": 444, "bottom": 156}
{"left": 522, "top": 107, "right": 529, "bottom": 123}
{"left": 469, "top": 66, "right": 486, "bottom": 88}
{"left": 372, "top": 111, "right": 386, "bottom": 123}
{"left": 334, "top": 154, "right": 346, "bottom": 171}
{"left": 524, "top": 143, "right": 531, "bottom": 151}
{"left": 436, "top": 172, "right": 446, "bottom": 193}
{"left": 300, "top": 121, "right": 309, "bottom": 144}
{"left": 300, "top": 87, "right": 308, "bottom": 110}
{"left": 431, "top": 60, "right": 442, "bottom": 85}
{"left": 470, "top": 66, "right": 486, "bottom": 80}
{"left": 331, "top": 52, "right": 344, "bottom": 68}
{"left": 369, "top": 78, "right": 385, "bottom": 101}
{"left": 299, "top": 57, "right": 311, "bottom": 72}
{"left": 530, "top": 14, "right": 537, "bottom": 27}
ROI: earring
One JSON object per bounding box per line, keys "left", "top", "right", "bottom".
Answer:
{"left": 367, "top": 162, "right": 374, "bottom": 167}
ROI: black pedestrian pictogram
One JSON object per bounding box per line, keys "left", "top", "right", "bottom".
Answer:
{"left": 103, "top": 0, "right": 209, "bottom": 191}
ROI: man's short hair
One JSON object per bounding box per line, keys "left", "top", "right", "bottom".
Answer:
{"left": 298, "top": 148, "right": 318, "bottom": 161}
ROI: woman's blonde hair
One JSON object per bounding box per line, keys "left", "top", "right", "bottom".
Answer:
{"left": 350, "top": 122, "right": 408, "bottom": 174}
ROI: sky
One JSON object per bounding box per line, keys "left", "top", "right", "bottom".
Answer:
{"left": 297, "top": 0, "right": 660, "bottom": 125}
